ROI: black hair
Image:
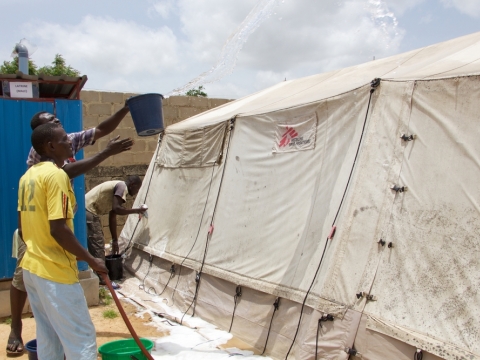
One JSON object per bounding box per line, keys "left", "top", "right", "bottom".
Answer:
{"left": 30, "top": 111, "right": 50, "bottom": 130}
{"left": 125, "top": 175, "right": 142, "bottom": 186}
{"left": 31, "top": 123, "right": 61, "bottom": 156}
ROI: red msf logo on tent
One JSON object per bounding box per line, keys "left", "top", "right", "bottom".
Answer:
{"left": 273, "top": 114, "right": 316, "bottom": 153}
{"left": 279, "top": 127, "right": 299, "bottom": 147}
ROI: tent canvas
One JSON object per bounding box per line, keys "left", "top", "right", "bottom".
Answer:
{"left": 120, "top": 31, "right": 480, "bottom": 360}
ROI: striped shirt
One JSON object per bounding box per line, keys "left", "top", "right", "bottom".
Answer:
{"left": 26, "top": 128, "right": 96, "bottom": 169}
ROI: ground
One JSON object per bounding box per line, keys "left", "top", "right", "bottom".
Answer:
{"left": 0, "top": 276, "right": 266, "bottom": 360}
{"left": 0, "top": 298, "right": 165, "bottom": 360}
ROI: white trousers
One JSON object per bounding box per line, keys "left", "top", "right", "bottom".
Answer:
{"left": 23, "top": 270, "right": 97, "bottom": 360}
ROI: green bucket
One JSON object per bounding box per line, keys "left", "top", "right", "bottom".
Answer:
{"left": 98, "top": 338, "right": 154, "bottom": 360}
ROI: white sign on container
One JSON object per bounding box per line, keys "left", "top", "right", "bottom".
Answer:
{"left": 9, "top": 82, "right": 33, "bottom": 98}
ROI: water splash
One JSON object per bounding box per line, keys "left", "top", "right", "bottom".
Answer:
{"left": 366, "top": 0, "right": 398, "bottom": 49}
{"left": 167, "top": 0, "right": 281, "bottom": 96}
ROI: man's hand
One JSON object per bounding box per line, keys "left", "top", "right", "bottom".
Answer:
{"left": 112, "top": 240, "right": 119, "bottom": 255}
{"left": 104, "top": 135, "right": 134, "bottom": 156}
{"left": 136, "top": 207, "right": 147, "bottom": 214}
{"left": 89, "top": 257, "right": 108, "bottom": 274}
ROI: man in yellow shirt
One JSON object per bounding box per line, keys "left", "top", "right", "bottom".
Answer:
{"left": 18, "top": 122, "right": 107, "bottom": 360}
{"left": 8, "top": 107, "right": 133, "bottom": 356}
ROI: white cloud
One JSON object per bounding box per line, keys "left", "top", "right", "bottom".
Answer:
{"left": 238, "top": 0, "right": 402, "bottom": 71}
{"left": 164, "top": 0, "right": 404, "bottom": 96}
{"left": 150, "top": 0, "right": 176, "bottom": 19}
{"left": 203, "top": 80, "right": 248, "bottom": 100}
{"left": 441, "top": 0, "right": 480, "bottom": 17}
{"left": 25, "top": 16, "right": 180, "bottom": 91}
{"left": 176, "top": 0, "right": 256, "bottom": 63}
{"left": 20, "top": 0, "right": 405, "bottom": 97}
{"left": 256, "top": 70, "right": 289, "bottom": 87}
{"left": 385, "top": 0, "right": 426, "bottom": 15}
{"left": 420, "top": 13, "right": 433, "bottom": 24}
{"left": 2, "top": 0, "right": 479, "bottom": 99}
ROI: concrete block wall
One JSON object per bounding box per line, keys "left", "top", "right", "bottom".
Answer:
{"left": 81, "top": 91, "right": 232, "bottom": 242}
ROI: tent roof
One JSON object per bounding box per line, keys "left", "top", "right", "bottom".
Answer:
{"left": 170, "top": 31, "right": 480, "bottom": 131}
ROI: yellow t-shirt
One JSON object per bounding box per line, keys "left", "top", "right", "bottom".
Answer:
{"left": 19, "top": 162, "right": 78, "bottom": 284}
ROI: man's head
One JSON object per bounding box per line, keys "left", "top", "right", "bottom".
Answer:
{"left": 31, "top": 111, "right": 61, "bottom": 130}
{"left": 125, "top": 175, "right": 142, "bottom": 196}
{"left": 31, "top": 123, "right": 72, "bottom": 161}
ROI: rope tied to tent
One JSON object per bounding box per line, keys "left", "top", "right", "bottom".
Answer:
{"left": 180, "top": 270, "right": 202, "bottom": 325}
{"left": 228, "top": 285, "right": 243, "bottom": 333}
{"left": 315, "top": 314, "right": 334, "bottom": 360}
{"left": 284, "top": 78, "right": 381, "bottom": 360}
{"left": 138, "top": 253, "right": 155, "bottom": 294}
{"left": 157, "top": 264, "right": 176, "bottom": 296}
{"left": 179, "top": 220, "right": 215, "bottom": 324}
{"left": 261, "top": 297, "right": 280, "bottom": 355}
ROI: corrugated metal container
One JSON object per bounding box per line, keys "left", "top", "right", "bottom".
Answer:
{"left": 0, "top": 98, "right": 88, "bottom": 279}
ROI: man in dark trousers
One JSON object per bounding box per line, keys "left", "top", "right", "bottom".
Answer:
{"left": 85, "top": 176, "right": 146, "bottom": 284}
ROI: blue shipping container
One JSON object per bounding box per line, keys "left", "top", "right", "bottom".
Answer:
{"left": 0, "top": 98, "right": 88, "bottom": 279}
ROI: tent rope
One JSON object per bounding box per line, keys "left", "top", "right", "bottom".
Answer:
{"left": 261, "top": 297, "right": 280, "bottom": 355}
{"left": 228, "top": 285, "right": 243, "bottom": 332}
{"left": 138, "top": 254, "right": 156, "bottom": 295}
{"left": 284, "top": 78, "right": 380, "bottom": 359}
{"left": 157, "top": 264, "right": 176, "bottom": 296}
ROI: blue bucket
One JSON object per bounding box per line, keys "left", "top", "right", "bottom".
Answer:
{"left": 127, "top": 93, "right": 164, "bottom": 136}
{"left": 25, "top": 339, "right": 38, "bottom": 360}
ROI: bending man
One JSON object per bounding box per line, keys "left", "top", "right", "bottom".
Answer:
{"left": 85, "top": 176, "right": 145, "bottom": 283}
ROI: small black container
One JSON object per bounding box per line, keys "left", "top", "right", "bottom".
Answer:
{"left": 105, "top": 255, "right": 123, "bottom": 280}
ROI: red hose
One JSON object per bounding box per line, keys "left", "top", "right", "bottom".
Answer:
{"left": 100, "top": 273, "right": 154, "bottom": 360}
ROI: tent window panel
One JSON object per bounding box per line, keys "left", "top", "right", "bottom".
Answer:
{"left": 157, "top": 122, "right": 228, "bottom": 168}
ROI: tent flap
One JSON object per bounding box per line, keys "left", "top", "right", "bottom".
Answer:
{"left": 158, "top": 121, "right": 228, "bottom": 168}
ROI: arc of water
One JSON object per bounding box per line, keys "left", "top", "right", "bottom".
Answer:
{"left": 167, "top": 0, "right": 280, "bottom": 96}
{"left": 366, "top": 0, "right": 399, "bottom": 48}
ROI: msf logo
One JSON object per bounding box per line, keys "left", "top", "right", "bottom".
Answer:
{"left": 279, "top": 126, "right": 298, "bottom": 147}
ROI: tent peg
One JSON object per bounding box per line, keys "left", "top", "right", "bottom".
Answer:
{"left": 344, "top": 347, "right": 363, "bottom": 358}
{"left": 391, "top": 185, "right": 407, "bottom": 193}
{"left": 400, "top": 133, "right": 416, "bottom": 142}
{"left": 356, "top": 291, "right": 366, "bottom": 299}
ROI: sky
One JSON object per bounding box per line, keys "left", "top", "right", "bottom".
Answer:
{"left": 1, "top": 0, "right": 479, "bottom": 99}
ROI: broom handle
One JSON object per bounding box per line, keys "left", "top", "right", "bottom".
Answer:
{"left": 100, "top": 273, "right": 154, "bottom": 360}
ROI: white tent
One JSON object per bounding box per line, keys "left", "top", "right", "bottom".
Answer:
{"left": 120, "top": 31, "right": 480, "bottom": 360}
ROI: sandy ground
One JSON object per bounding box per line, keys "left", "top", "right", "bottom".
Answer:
{"left": 0, "top": 274, "right": 269, "bottom": 360}
{"left": 0, "top": 296, "right": 166, "bottom": 360}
